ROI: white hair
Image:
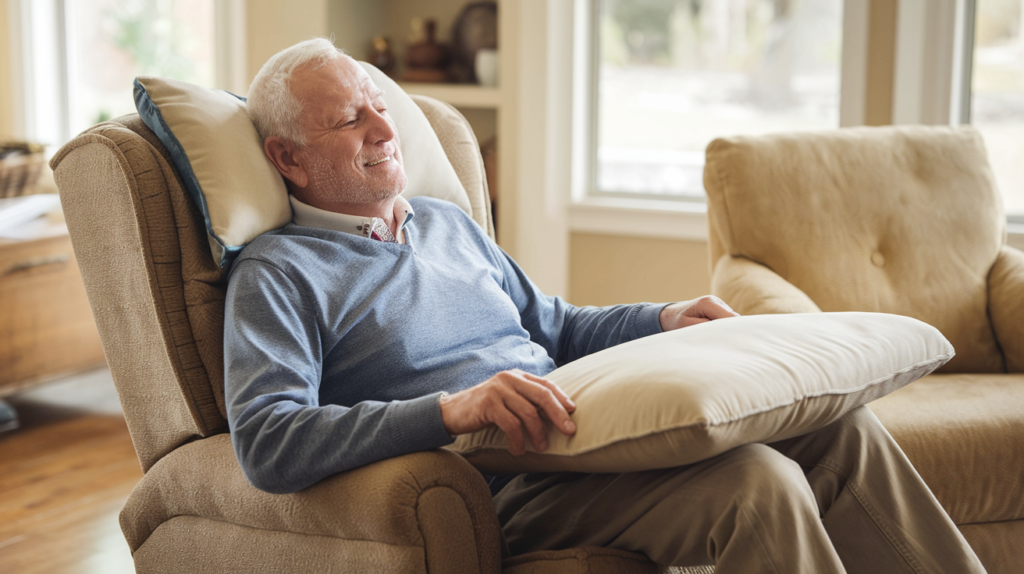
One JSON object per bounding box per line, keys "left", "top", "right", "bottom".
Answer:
{"left": 247, "top": 37, "right": 346, "bottom": 146}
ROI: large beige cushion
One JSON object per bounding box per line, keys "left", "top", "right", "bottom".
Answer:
{"left": 704, "top": 126, "right": 1006, "bottom": 374}
{"left": 868, "top": 373, "right": 1024, "bottom": 526}
{"left": 134, "top": 62, "right": 470, "bottom": 266}
{"left": 451, "top": 312, "right": 953, "bottom": 474}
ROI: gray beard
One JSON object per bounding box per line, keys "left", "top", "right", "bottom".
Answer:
{"left": 307, "top": 151, "right": 396, "bottom": 205}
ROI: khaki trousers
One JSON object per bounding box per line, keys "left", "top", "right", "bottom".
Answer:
{"left": 494, "top": 406, "right": 986, "bottom": 574}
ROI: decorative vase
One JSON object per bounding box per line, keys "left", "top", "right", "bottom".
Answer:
{"left": 475, "top": 49, "right": 499, "bottom": 87}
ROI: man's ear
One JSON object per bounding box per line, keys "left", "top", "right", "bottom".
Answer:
{"left": 264, "top": 137, "right": 309, "bottom": 189}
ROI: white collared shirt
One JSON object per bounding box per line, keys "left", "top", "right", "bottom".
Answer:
{"left": 290, "top": 195, "right": 415, "bottom": 243}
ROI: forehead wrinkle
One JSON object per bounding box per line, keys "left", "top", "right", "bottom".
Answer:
{"left": 302, "top": 64, "right": 385, "bottom": 129}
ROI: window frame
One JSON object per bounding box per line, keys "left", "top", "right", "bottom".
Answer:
{"left": 955, "top": 0, "right": 1024, "bottom": 227}
{"left": 584, "top": 0, "right": 857, "bottom": 205}
{"left": 567, "top": 0, "right": 872, "bottom": 240}
{"left": 568, "top": 0, "right": 1024, "bottom": 247}
{"left": 891, "top": 0, "right": 1024, "bottom": 232}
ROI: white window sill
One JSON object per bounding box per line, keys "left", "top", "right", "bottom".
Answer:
{"left": 568, "top": 198, "right": 1024, "bottom": 252}
{"left": 567, "top": 197, "right": 709, "bottom": 241}
{"left": 1008, "top": 223, "right": 1024, "bottom": 251}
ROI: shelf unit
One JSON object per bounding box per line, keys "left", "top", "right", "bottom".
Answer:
{"left": 397, "top": 83, "right": 503, "bottom": 110}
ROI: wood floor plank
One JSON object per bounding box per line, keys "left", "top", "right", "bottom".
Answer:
{"left": 0, "top": 419, "right": 138, "bottom": 493}
{"left": 0, "top": 495, "right": 135, "bottom": 574}
{"left": 0, "top": 369, "right": 140, "bottom": 573}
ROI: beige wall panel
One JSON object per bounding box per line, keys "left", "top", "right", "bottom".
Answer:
{"left": 865, "top": 0, "right": 898, "bottom": 126}
{"left": 246, "top": 0, "right": 329, "bottom": 84}
{"left": 0, "top": 0, "right": 14, "bottom": 139}
{"left": 569, "top": 233, "right": 711, "bottom": 307}
{"left": 327, "top": 1, "right": 384, "bottom": 57}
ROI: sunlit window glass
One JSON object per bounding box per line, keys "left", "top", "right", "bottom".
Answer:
{"left": 67, "top": 0, "right": 215, "bottom": 136}
{"left": 972, "top": 0, "right": 1024, "bottom": 217}
{"left": 595, "top": 0, "right": 843, "bottom": 199}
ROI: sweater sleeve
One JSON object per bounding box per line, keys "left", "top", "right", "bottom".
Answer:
{"left": 488, "top": 243, "right": 667, "bottom": 366}
{"left": 223, "top": 259, "right": 454, "bottom": 494}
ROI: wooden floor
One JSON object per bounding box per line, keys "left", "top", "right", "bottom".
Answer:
{"left": 0, "top": 368, "right": 139, "bottom": 573}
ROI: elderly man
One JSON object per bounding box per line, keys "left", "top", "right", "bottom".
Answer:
{"left": 225, "top": 39, "right": 985, "bottom": 574}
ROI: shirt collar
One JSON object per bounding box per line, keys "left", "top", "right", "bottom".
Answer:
{"left": 289, "top": 194, "right": 414, "bottom": 242}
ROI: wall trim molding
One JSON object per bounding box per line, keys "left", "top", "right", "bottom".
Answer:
{"left": 892, "top": 0, "right": 959, "bottom": 125}
{"left": 840, "top": 0, "right": 870, "bottom": 127}
{"left": 216, "top": 0, "right": 248, "bottom": 96}
{"left": 569, "top": 198, "right": 707, "bottom": 242}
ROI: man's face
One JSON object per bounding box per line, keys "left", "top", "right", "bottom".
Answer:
{"left": 289, "top": 56, "right": 407, "bottom": 206}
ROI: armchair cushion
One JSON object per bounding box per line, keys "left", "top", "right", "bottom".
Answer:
{"left": 710, "top": 255, "right": 822, "bottom": 315}
{"left": 121, "top": 433, "right": 502, "bottom": 573}
{"left": 988, "top": 246, "right": 1024, "bottom": 373}
{"left": 868, "top": 374, "right": 1024, "bottom": 525}
{"left": 452, "top": 312, "right": 951, "bottom": 474}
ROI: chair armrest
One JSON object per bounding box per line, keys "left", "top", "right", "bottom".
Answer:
{"left": 121, "top": 434, "right": 501, "bottom": 574}
{"left": 711, "top": 255, "right": 822, "bottom": 315}
{"left": 989, "top": 246, "right": 1024, "bottom": 372}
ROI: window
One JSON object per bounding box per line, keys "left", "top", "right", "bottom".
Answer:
{"left": 66, "top": 0, "right": 217, "bottom": 137}
{"left": 970, "top": 0, "right": 1024, "bottom": 218}
{"left": 15, "top": 0, "right": 240, "bottom": 148}
{"left": 593, "top": 0, "right": 844, "bottom": 200}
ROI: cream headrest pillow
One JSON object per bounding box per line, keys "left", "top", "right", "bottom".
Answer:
{"left": 449, "top": 312, "right": 954, "bottom": 474}
{"left": 134, "top": 63, "right": 470, "bottom": 266}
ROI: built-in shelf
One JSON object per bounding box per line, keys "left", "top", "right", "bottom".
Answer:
{"left": 397, "top": 82, "right": 502, "bottom": 110}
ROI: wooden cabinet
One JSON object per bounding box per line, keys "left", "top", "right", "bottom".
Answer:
{"left": 0, "top": 230, "right": 105, "bottom": 395}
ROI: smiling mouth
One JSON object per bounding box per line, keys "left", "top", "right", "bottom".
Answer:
{"left": 365, "top": 156, "right": 391, "bottom": 167}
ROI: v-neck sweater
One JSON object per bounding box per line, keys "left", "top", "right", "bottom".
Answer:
{"left": 224, "top": 196, "right": 666, "bottom": 494}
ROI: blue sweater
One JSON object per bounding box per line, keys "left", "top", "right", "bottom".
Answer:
{"left": 224, "top": 197, "right": 666, "bottom": 494}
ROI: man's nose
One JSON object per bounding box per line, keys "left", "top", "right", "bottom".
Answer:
{"left": 368, "top": 108, "right": 397, "bottom": 144}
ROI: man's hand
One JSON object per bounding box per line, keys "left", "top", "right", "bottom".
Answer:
{"left": 440, "top": 369, "right": 577, "bottom": 456}
{"left": 659, "top": 295, "right": 739, "bottom": 331}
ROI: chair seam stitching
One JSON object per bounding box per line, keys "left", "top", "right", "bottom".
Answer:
{"left": 136, "top": 513, "right": 427, "bottom": 556}
{"left": 415, "top": 485, "right": 481, "bottom": 574}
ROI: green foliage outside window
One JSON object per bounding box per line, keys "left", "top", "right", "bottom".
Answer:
{"left": 107, "top": 0, "right": 197, "bottom": 81}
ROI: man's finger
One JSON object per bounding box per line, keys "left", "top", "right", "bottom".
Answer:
{"left": 501, "top": 390, "right": 549, "bottom": 452}
{"left": 513, "top": 377, "right": 576, "bottom": 436}
{"left": 522, "top": 373, "right": 576, "bottom": 413}
{"left": 690, "top": 297, "right": 740, "bottom": 320}
{"left": 493, "top": 407, "right": 527, "bottom": 456}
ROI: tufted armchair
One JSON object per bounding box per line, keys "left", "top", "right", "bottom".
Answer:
{"left": 51, "top": 93, "right": 714, "bottom": 572}
{"left": 704, "top": 125, "right": 1024, "bottom": 574}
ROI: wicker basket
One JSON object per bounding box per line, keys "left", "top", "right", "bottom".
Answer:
{"left": 0, "top": 143, "right": 46, "bottom": 199}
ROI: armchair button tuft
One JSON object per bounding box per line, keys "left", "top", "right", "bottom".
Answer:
{"left": 871, "top": 252, "right": 886, "bottom": 267}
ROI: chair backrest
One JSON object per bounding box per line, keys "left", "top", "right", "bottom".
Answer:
{"left": 51, "top": 97, "right": 493, "bottom": 471}
{"left": 704, "top": 125, "right": 1007, "bottom": 374}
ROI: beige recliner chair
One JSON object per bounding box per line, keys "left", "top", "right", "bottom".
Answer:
{"left": 704, "top": 126, "right": 1024, "bottom": 574}
{"left": 51, "top": 96, "right": 713, "bottom": 573}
